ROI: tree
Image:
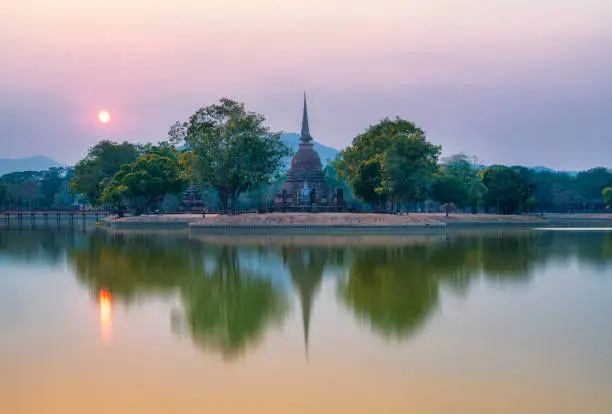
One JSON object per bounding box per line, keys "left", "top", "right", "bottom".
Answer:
{"left": 382, "top": 134, "right": 441, "bottom": 208}
{"left": 431, "top": 174, "right": 467, "bottom": 216}
{"left": 101, "top": 144, "right": 186, "bottom": 214}
{"left": 480, "top": 165, "right": 531, "bottom": 214}
{"left": 334, "top": 117, "right": 441, "bottom": 210}
{"left": 0, "top": 182, "right": 7, "bottom": 208}
{"left": 322, "top": 163, "right": 361, "bottom": 208}
{"left": 603, "top": 187, "right": 612, "bottom": 207}
{"left": 71, "top": 140, "right": 140, "bottom": 206}
{"left": 39, "top": 167, "right": 66, "bottom": 207}
{"left": 576, "top": 168, "right": 612, "bottom": 210}
{"left": 440, "top": 154, "right": 486, "bottom": 213}
{"left": 0, "top": 171, "right": 43, "bottom": 209}
{"left": 169, "top": 99, "right": 290, "bottom": 212}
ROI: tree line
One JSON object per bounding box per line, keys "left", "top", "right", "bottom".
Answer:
{"left": 2, "top": 98, "right": 612, "bottom": 214}
{"left": 0, "top": 167, "right": 79, "bottom": 210}
{"left": 334, "top": 117, "right": 612, "bottom": 214}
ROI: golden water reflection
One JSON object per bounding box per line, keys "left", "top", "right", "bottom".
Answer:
{"left": 99, "top": 289, "right": 112, "bottom": 342}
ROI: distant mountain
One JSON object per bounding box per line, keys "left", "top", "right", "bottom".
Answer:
{"left": 0, "top": 156, "right": 62, "bottom": 176}
{"left": 280, "top": 133, "right": 340, "bottom": 165}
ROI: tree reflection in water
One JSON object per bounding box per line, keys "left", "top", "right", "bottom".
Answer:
{"left": 174, "top": 245, "right": 288, "bottom": 360}
{"left": 335, "top": 230, "right": 603, "bottom": 339}
{"left": 69, "top": 232, "right": 288, "bottom": 360}
{"left": 4, "top": 229, "right": 611, "bottom": 360}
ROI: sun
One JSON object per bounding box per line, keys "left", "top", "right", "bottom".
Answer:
{"left": 98, "top": 110, "right": 111, "bottom": 124}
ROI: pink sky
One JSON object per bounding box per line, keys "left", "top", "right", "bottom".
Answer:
{"left": 1, "top": 0, "right": 611, "bottom": 169}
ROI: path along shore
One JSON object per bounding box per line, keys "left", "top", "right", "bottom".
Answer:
{"left": 100, "top": 212, "right": 612, "bottom": 231}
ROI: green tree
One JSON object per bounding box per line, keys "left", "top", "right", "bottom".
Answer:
{"left": 521, "top": 169, "right": 580, "bottom": 213}
{"left": 441, "top": 154, "right": 486, "bottom": 213}
{"left": 0, "top": 182, "right": 7, "bottom": 208}
{"left": 603, "top": 187, "right": 612, "bottom": 206}
{"left": 71, "top": 140, "right": 140, "bottom": 206}
{"left": 382, "top": 133, "right": 441, "bottom": 208}
{"left": 0, "top": 171, "right": 43, "bottom": 209}
{"left": 431, "top": 174, "right": 467, "bottom": 216}
{"left": 335, "top": 117, "right": 441, "bottom": 209}
{"left": 322, "top": 163, "right": 346, "bottom": 191}
{"left": 169, "top": 98, "right": 290, "bottom": 212}
{"left": 0, "top": 168, "right": 73, "bottom": 210}
{"left": 480, "top": 165, "right": 531, "bottom": 214}
{"left": 39, "top": 167, "right": 66, "bottom": 207}
{"left": 575, "top": 168, "right": 612, "bottom": 209}
{"left": 101, "top": 144, "right": 186, "bottom": 214}
{"left": 322, "top": 163, "right": 361, "bottom": 207}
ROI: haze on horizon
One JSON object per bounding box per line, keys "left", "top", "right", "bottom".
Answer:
{"left": 1, "top": 0, "right": 611, "bottom": 170}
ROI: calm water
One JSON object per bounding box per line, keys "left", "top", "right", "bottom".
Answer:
{"left": 1, "top": 228, "right": 611, "bottom": 413}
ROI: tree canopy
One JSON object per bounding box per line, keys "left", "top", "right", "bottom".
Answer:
{"left": 576, "top": 168, "right": 612, "bottom": 201}
{"left": 334, "top": 117, "right": 441, "bottom": 209}
{"left": 71, "top": 140, "right": 141, "bottom": 206}
{"left": 432, "top": 174, "right": 467, "bottom": 214}
{"left": 169, "top": 98, "right": 290, "bottom": 212}
{"left": 480, "top": 165, "right": 531, "bottom": 214}
{"left": 0, "top": 168, "right": 73, "bottom": 210}
{"left": 101, "top": 144, "right": 186, "bottom": 213}
{"left": 0, "top": 182, "right": 7, "bottom": 208}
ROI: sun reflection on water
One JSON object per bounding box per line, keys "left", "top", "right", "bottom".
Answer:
{"left": 99, "top": 289, "right": 112, "bottom": 342}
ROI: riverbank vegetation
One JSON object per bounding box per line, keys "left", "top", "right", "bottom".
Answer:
{"left": 1, "top": 98, "right": 612, "bottom": 214}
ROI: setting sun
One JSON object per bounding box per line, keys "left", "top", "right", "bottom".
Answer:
{"left": 98, "top": 110, "right": 111, "bottom": 124}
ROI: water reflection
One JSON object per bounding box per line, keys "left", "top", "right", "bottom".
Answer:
{"left": 173, "top": 246, "right": 289, "bottom": 360}
{"left": 2, "top": 229, "right": 612, "bottom": 360}
{"left": 0, "top": 230, "right": 79, "bottom": 265}
{"left": 67, "top": 232, "right": 289, "bottom": 359}
{"left": 338, "top": 246, "right": 440, "bottom": 339}
{"left": 281, "top": 246, "right": 328, "bottom": 355}
{"left": 99, "top": 289, "right": 112, "bottom": 341}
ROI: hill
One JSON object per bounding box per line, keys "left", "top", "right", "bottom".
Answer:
{"left": 0, "top": 156, "right": 62, "bottom": 176}
{"left": 280, "top": 133, "right": 340, "bottom": 165}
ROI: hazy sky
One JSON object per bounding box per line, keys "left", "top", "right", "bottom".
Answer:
{"left": 1, "top": 0, "right": 611, "bottom": 169}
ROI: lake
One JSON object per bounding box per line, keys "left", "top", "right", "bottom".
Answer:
{"left": 1, "top": 228, "right": 611, "bottom": 413}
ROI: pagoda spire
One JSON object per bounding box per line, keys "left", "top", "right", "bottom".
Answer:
{"left": 300, "top": 92, "right": 313, "bottom": 143}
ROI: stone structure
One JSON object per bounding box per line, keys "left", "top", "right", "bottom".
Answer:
{"left": 275, "top": 94, "right": 342, "bottom": 209}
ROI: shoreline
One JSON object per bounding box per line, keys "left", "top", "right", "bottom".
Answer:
{"left": 99, "top": 212, "right": 612, "bottom": 232}
{"left": 99, "top": 212, "right": 581, "bottom": 231}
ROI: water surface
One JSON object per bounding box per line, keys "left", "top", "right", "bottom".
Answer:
{"left": 1, "top": 228, "right": 611, "bottom": 413}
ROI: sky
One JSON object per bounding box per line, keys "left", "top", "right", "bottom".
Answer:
{"left": 1, "top": 0, "right": 611, "bottom": 170}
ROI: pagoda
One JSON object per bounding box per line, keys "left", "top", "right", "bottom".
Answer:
{"left": 275, "top": 94, "right": 338, "bottom": 209}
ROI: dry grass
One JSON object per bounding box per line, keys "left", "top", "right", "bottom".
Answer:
{"left": 191, "top": 212, "right": 546, "bottom": 227}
